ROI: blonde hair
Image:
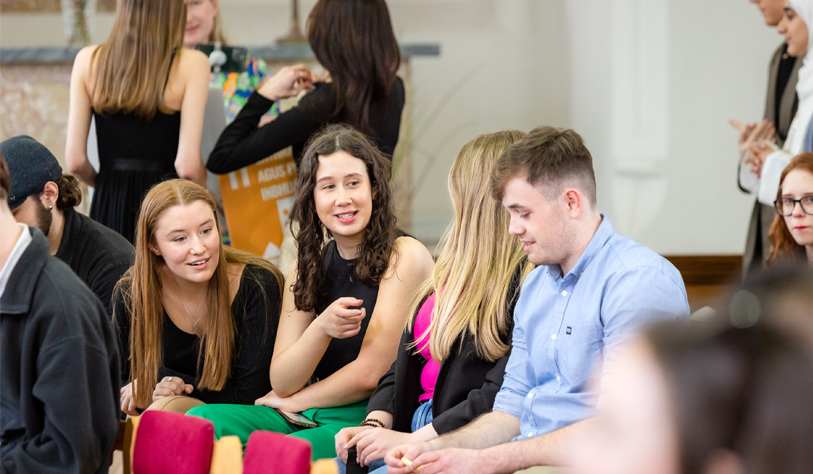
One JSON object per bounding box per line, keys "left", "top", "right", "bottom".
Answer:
{"left": 209, "top": 12, "right": 227, "bottom": 44}
{"left": 91, "top": 0, "right": 186, "bottom": 119}
{"left": 114, "top": 180, "right": 283, "bottom": 407}
{"left": 407, "top": 131, "right": 534, "bottom": 362}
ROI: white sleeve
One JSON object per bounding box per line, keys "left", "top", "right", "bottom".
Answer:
{"left": 739, "top": 151, "right": 760, "bottom": 194}
{"left": 757, "top": 150, "right": 792, "bottom": 205}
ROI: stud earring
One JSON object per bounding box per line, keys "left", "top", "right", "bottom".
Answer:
{"left": 49, "top": 205, "right": 53, "bottom": 210}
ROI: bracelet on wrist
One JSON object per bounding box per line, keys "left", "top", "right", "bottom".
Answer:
{"left": 360, "top": 418, "right": 385, "bottom": 429}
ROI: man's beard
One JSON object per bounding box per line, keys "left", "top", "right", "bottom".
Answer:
{"left": 35, "top": 199, "right": 52, "bottom": 237}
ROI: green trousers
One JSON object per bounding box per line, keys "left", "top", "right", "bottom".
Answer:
{"left": 187, "top": 400, "right": 368, "bottom": 460}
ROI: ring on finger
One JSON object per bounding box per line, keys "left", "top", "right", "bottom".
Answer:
{"left": 167, "top": 377, "right": 173, "bottom": 382}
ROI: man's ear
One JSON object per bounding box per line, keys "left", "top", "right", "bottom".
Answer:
{"left": 563, "top": 188, "right": 582, "bottom": 217}
{"left": 40, "top": 181, "right": 59, "bottom": 209}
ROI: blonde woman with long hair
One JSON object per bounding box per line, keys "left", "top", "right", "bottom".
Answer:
{"left": 334, "top": 131, "right": 534, "bottom": 473}
{"left": 65, "top": 0, "right": 209, "bottom": 243}
{"left": 114, "top": 180, "right": 283, "bottom": 415}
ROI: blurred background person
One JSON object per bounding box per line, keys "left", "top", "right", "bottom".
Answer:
{"left": 206, "top": 0, "right": 404, "bottom": 174}
{"left": 734, "top": 0, "right": 801, "bottom": 276}
{"left": 2, "top": 136, "right": 132, "bottom": 315}
{"left": 766, "top": 152, "right": 813, "bottom": 265}
{"left": 65, "top": 0, "right": 209, "bottom": 243}
{"left": 569, "top": 319, "right": 813, "bottom": 474}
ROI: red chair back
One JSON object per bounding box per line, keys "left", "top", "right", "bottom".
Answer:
{"left": 132, "top": 410, "right": 215, "bottom": 474}
{"left": 243, "top": 431, "right": 312, "bottom": 474}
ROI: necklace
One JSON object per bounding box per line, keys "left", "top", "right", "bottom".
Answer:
{"left": 171, "top": 276, "right": 203, "bottom": 328}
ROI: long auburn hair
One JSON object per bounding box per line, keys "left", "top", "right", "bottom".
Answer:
{"left": 407, "top": 131, "right": 534, "bottom": 362}
{"left": 291, "top": 125, "right": 397, "bottom": 312}
{"left": 303, "top": 0, "right": 400, "bottom": 135}
{"left": 766, "top": 153, "right": 813, "bottom": 266}
{"left": 114, "top": 180, "right": 283, "bottom": 407}
{"left": 91, "top": 0, "right": 186, "bottom": 119}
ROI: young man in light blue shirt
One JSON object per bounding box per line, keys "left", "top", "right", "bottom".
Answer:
{"left": 385, "top": 126, "right": 690, "bottom": 474}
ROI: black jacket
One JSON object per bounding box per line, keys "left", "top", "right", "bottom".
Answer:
{"left": 55, "top": 208, "right": 133, "bottom": 314}
{"left": 366, "top": 268, "right": 524, "bottom": 434}
{"left": 0, "top": 227, "right": 121, "bottom": 474}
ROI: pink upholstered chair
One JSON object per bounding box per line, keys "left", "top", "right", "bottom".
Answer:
{"left": 243, "top": 431, "right": 312, "bottom": 474}
{"left": 131, "top": 410, "right": 215, "bottom": 474}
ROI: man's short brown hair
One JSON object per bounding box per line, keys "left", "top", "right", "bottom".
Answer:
{"left": 490, "top": 126, "right": 597, "bottom": 205}
{"left": 0, "top": 152, "right": 9, "bottom": 201}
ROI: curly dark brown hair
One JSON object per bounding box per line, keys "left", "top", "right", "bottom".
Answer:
{"left": 55, "top": 175, "right": 83, "bottom": 210}
{"left": 291, "top": 124, "right": 397, "bottom": 312}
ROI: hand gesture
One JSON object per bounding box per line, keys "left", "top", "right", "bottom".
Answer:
{"left": 318, "top": 297, "right": 366, "bottom": 339}
{"left": 335, "top": 425, "right": 375, "bottom": 463}
{"left": 747, "top": 141, "right": 775, "bottom": 178}
{"left": 258, "top": 64, "right": 314, "bottom": 101}
{"left": 385, "top": 441, "right": 434, "bottom": 474}
{"left": 352, "top": 428, "right": 415, "bottom": 467}
{"left": 391, "top": 448, "right": 489, "bottom": 474}
{"left": 120, "top": 381, "right": 139, "bottom": 416}
{"left": 731, "top": 119, "right": 775, "bottom": 163}
{"left": 152, "top": 376, "right": 194, "bottom": 402}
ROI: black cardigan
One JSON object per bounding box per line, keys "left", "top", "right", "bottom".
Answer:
{"left": 365, "top": 267, "right": 523, "bottom": 434}
{"left": 206, "top": 78, "right": 405, "bottom": 173}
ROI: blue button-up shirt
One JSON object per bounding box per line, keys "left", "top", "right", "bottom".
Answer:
{"left": 493, "top": 217, "right": 689, "bottom": 440}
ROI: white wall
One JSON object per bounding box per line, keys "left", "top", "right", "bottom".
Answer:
{"left": 0, "top": 0, "right": 786, "bottom": 254}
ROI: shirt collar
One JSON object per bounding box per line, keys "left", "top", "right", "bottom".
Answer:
{"left": 0, "top": 226, "right": 50, "bottom": 314}
{"left": 547, "top": 215, "right": 615, "bottom": 281}
{"left": 0, "top": 223, "right": 32, "bottom": 300}
{"left": 54, "top": 208, "right": 77, "bottom": 263}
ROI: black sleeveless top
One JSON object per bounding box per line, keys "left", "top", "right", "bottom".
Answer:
{"left": 312, "top": 234, "right": 410, "bottom": 381}
{"left": 90, "top": 51, "right": 181, "bottom": 243}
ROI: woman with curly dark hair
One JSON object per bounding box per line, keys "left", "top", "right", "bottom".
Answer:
{"left": 189, "top": 125, "right": 433, "bottom": 459}
{"left": 766, "top": 153, "right": 813, "bottom": 267}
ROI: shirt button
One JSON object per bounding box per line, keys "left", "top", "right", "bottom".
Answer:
{"left": 579, "top": 272, "right": 583, "bottom": 276}
{"left": 561, "top": 290, "right": 568, "bottom": 296}
{"left": 551, "top": 334, "right": 557, "bottom": 340}
{"left": 556, "top": 376, "right": 561, "bottom": 382}
{"left": 527, "top": 432, "right": 535, "bottom": 438}
{"left": 526, "top": 392, "right": 533, "bottom": 399}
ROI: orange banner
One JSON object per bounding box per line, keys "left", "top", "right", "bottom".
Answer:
{"left": 218, "top": 147, "right": 298, "bottom": 266}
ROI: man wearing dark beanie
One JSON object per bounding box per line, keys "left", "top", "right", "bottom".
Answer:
{"left": 1, "top": 135, "right": 133, "bottom": 314}
{"left": 0, "top": 152, "right": 121, "bottom": 473}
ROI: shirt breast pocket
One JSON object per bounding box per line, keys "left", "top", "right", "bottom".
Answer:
{"left": 558, "top": 324, "right": 602, "bottom": 389}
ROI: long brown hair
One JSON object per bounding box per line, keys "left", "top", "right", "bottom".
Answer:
{"left": 290, "top": 125, "right": 397, "bottom": 312}
{"left": 114, "top": 180, "right": 283, "bottom": 407}
{"left": 766, "top": 153, "right": 813, "bottom": 266}
{"left": 91, "top": 0, "right": 187, "bottom": 119}
{"left": 407, "top": 131, "right": 534, "bottom": 362}
{"left": 304, "top": 0, "right": 400, "bottom": 135}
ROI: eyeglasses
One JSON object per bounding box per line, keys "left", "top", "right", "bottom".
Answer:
{"left": 774, "top": 196, "right": 813, "bottom": 216}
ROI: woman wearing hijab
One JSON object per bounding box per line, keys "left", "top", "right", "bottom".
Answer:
{"left": 744, "top": 0, "right": 813, "bottom": 207}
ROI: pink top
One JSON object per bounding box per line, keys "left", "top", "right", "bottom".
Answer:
{"left": 414, "top": 293, "right": 441, "bottom": 402}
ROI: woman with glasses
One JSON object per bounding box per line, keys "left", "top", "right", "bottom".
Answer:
{"left": 767, "top": 153, "right": 813, "bottom": 266}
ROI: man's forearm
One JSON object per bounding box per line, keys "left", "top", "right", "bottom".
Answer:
{"left": 478, "top": 418, "right": 591, "bottom": 473}
{"left": 431, "top": 411, "right": 520, "bottom": 451}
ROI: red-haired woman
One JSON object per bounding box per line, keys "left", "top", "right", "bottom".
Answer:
{"left": 114, "top": 179, "right": 283, "bottom": 415}
{"left": 767, "top": 153, "right": 813, "bottom": 266}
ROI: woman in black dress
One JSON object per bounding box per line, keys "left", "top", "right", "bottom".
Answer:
{"left": 205, "top": 0, "right": 405, "bottom": 173}
{"left": 65, "top": 0, "right": 209, "bottom": 242}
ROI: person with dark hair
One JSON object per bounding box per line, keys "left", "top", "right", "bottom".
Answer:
{"left": 205, "top": 0, "right": 404, "bottom": 173}
{"left": 188, "top": 125, "right": 434, "bottom": 459}
{"left": 0, "top": 152, "right": 121, "bottom": 472}
{"left": 385, "top": 126, "right": 689, "bottom": 474}
{"left": 2, "top": 135, "right": 133, "bottom": 314}
{"left": 569, "top": 319, "right": 813, "bottom": 474}
{"left": 766, "top": 152, "right": 813, "bottom": 266}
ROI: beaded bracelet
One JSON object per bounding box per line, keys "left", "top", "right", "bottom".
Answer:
{"left": 360, "top": 418, "right": 385, "bottom": 429}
